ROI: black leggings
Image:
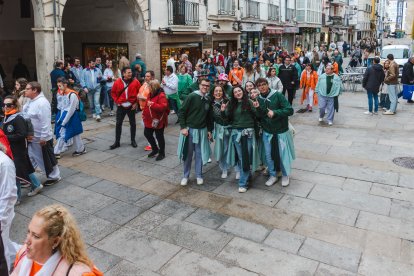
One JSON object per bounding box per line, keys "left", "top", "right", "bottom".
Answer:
{"left": 144, "top": 127, "right": 165, "bottom": 154}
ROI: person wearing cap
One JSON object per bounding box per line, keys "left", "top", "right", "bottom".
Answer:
{"left": 180, "top": 69, "right": 211, "bottom": 101}
{"left": 131, "top": 53, "right": 146, "bottom": 79}
{"left": 228, "top": 60, "right": 244, "bottom": 86}
{"left": 217, "top": 73, "right": 233, "bottom": 98}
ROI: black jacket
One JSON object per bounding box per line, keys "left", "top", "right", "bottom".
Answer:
{"left": 401, "top": 61, "right": 414, "bottom": 85}
{"left": 278, "top": 65, "right": 298, "bottom": 89}
{"left": 362, "top": 64, "right": 385, "bottom": 93}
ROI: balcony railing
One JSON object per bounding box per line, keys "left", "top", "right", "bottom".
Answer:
{"left": 245, "top": 0, "right": 260, "bottom": 19}
{"left": 218, "top": 0, "right": 236, "bottom": 16}
{"left": 286, "top": 8, "right": 295, "bottom": 22}
{"left": 268, "top": 4, "right": 280, "bottom": 21}
{"left": 167, "top": 0, "right": 199, "bottom": 26}
{"left": 331, "top": 15, "right": 345, "bottom": 26}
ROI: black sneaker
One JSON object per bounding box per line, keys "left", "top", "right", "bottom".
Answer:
{"left": 44, "top": 177, "right": 62, "bottom": 186}
{"left": 131, "top": 140, "right": 137, "bottom": 148}
{"left": 110, "top": 142, "right": 120, "bottom": 150}
{"left": 72, "top": 148, "right": 87, "bottom": 157}
{"left": 156, "top": 153, "right": 165, "bottom": 161}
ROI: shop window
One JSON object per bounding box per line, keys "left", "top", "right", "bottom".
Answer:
{"left": 82, "top": 43, "right": 128, "bottom": 66}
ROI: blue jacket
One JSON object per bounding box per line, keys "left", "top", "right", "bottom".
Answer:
{"left": 80, "top": 67, "right": 102, "bottom": 90}
{"left": 50, "top": 68, "right": 65, "bottom": 89}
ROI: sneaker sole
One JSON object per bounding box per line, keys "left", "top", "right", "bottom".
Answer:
{"left": 44, "top": 177, "right": 62, "bottom": 186}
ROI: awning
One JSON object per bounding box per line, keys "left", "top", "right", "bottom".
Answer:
{"left": 264, "top": 26, "right": 283, "bottom": 35}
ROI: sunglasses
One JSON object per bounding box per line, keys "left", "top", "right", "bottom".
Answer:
{"left": 3, "top": 103, "right": 14, "bottom": 108}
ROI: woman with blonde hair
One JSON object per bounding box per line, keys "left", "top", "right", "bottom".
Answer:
{"left": 142, "top": 80, "right": 169, "bottom": 161}
{"left": 12, "top": 204, "right": 102, "bottom": 276}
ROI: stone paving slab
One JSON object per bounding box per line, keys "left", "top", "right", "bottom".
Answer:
{"left": 370, "top": 183, "right": 414, "bottom": 203}
{"left": 314, "top": 263, "right": 356, "bottom": 276}
{"left": 77, "top": 213, "right": 120, "bottom": 245}
{"left": 160, "top": 249, "right": 258, "bottom": 276}
{"left": 290, "top": 169, "right": 345, "bottom": 188}
{"left": 298, "top": 238, "right": 361, "bottom": 272}
{"left": 64, "top": 172, "right": 102, "bottom": 188}
{"left": 88, "top": 180, "right": 148, "bottom": 204}
{"left": 94, "top": 201, "right": 144, "bottom": 225}
{"left": 125, "top": 210, "right": 169, "bottom": 233}
{"left": 390, "top": 199, "right": 414, "bottom": 222}
{"left": 149, "top": 217, "right": 233, "bottom": 258}
{"left": 399, "top": 174, "right": 414, "bottom": 189}
{"left": 150, "top": 199, "right": 196, "bottom": 220}
{"left": 87, "top": 246, "right": 122, "bottom": 273}
{"left": 218, "top": 217, "right": 271, "bottom": 243}
{"left": 217, "top": 237, "right": 319, "bottom": 275}
{"left": 276, "top": 195, "right": 359, "bottom": 226}
{"left": 342, "top": 178, "right": 373, "bottom": 193}
{"left": 95, "top": 227, "right": 182, "bottom": 271}
{"left": 358, "top": 255, "right": 414, "bottom": 276}
{"left": 308, "top": 184, "right": 391, "bottom": 215}
{"left": 134, "top": 194, "right": 162, "bottom": 210}
{"left": 356, "top": 211, "right": 414, "bottom": 241}
{"left": 263, "top": 228, "right": 305, "bottom": 254}
{"left": 185, "top": 208, "right": 229, "bottom": 230}
{"left": 105, "top": 260, "right": 161, "bottom": 276}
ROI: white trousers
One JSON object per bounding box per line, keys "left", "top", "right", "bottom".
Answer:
{"left": 28, "top": 142, "right": 60, "bottom": 179}
{"left": 54, "top": 128, "right": 84, "bottom": 154}
{"left": 306, "top": 88, "right": 314, "bottom": 107}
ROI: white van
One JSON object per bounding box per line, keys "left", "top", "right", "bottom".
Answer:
{"left": 380, "top": 45, "right": 411, "bottom": 76}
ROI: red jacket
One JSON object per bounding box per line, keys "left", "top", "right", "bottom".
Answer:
{"left": 142, "top": 89, "right": 169, "bottom": 129}
{"left": 0, "top": 129, "right": 13, "bottom": 159}
{"left": 111, "top": 78, "right": 141, "bottom": 106}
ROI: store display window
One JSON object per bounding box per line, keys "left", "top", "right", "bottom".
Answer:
{"left": 160, "top": 42, "right": 202, "bottom": 75}
{"left": 82, "top": 43, "right": 128, "bottom": 65}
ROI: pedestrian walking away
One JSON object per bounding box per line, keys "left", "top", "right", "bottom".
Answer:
{"left": 110, "top": 67, "right": 140, "bottom": 149}
{"left": 362, "top": 57, "right": 385, "bottom": 115}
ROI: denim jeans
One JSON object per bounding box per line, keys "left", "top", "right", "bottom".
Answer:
{"left": 318, "top": 95, "right": 335, "bottom": 122}
{"left": 183, "top": 128, "right": 203, "bottom": 178}
{"left": 387, "top": 84, "right": 398, "bottom": 112}
{"left": 87, "top": 88, "right": 102, "bottom": 115}
{"left": 219, "top": 132, "right": 230, "bottom": 172}
{"left": 262, "top": 131, "right": 287, "bottom": 177}
{"left": 231, "top": 131, "right": 253, "bottom": 188}
{"left": 367, "top": 91, "right": 378, "bottom": 112}
{"left": 103, "top": 86, "right": 114, "bottom": 110}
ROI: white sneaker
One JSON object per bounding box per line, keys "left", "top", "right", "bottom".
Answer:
{"left": 238, "top": 187, "right": 247, "bottom": 193}
{"left": 92, "top": 114, "right": 97, "bottom": 119}
{"left": 221, "top": 170, "right": 228, "bottom": 179}
{"left": 364, "top": 111, "right": 373, "bottom": 115}
{"left": 96, "top": 115, "right": 101, "bottom": 122}
{"left": 282, "top": 176, "right": 290, "bottom": 187}
{"left": 109, "top": 111, "right": 114, "bottom": 116}
{"left": 101, "top": 105, "right": 105, "bottom": 111}
{"left": 27, "top": 184, "right": 43, "bottom": 197}
{"left": 208, "top": 158, "right": 212, "bottom": 163}
{"left": 197, "top": 178, "right": 204, "bottom": 185}
{"left": 235, "top": 172, "right": 240, "bottom": 180}
{"left": 318, "top": 117, "right": 323, "bottom": 122}
{"left": 180, "top": 178, "right": 188, "bottom": 186}
{"left": 265, "top": 176, "right": 278, "bottom": 187}
{"left": 328, "top": 121, "right": 333, "bottom": 126}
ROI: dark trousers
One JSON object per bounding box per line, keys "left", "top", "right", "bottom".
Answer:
{"left": 282, "top": 87, "right": 295, "bottom": 105}
{"left": 51, "top": 88, "right": 58, "bottom": 115}
{"left": 144, "top": 127, "right": 165, "bottom": 154}
{"left": 115, "top": 106, "right": 136, "bottom": 143}
{"left": 168, "top": 98, "right": 179, "bottom": 114}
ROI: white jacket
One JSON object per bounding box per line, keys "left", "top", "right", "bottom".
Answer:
{"left": 266, "top": 76, "right": 284, "bottom": 92}
{"left": 0, "top": 150, "right": 18, "bottom": 271}
{"left": 162, "top": 73, "right": 178, "bottom": 96}
{"left": 22, "top": 92, "right": 53, "bottom": 142}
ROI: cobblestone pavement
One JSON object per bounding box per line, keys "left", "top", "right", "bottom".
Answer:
{"left": 11, "top": 82, "right": 414, "bottom": 275}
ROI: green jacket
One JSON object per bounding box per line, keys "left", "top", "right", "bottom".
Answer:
{"left": 177, "top": 73, "right": 193, "bottom": 99}
{"left": 256, "top": 90, "right": 293, "bottom": 134}
{"left": 130, "top": 58, "right": 146, "bottom": 78}
{"left": 178, "top": 90, "right": 213, "bottom": 131}
{"left": 315, "top": 73, "right": 342, "bottom": 97}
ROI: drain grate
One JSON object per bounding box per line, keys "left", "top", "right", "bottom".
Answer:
{"left": 393, "top": 157, "right": 414, "bottom": 170}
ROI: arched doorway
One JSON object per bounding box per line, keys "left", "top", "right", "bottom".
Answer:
{"left": 62, "top": 0, "right": 146, "bottom": 66}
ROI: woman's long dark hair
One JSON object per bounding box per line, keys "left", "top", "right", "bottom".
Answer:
{"left": 228, "top": 86, "right": 251, "bottom": 121}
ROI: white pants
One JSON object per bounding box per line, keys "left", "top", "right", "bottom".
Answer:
{"left": 54, "top": 128, "right": 84, "bottom": 154}
{"left": 306, "top": 88, "right": 314, "bottom": 107}
{"left": 28, "top": 142, "right": 60, "bottom": 179}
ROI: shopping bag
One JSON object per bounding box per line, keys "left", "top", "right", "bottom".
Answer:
{"left": 402, "top": 85, "right": 414, "bottom": 100}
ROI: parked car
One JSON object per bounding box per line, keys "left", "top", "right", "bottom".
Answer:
{"left": 380, "top": 45, "right": 411, "bottom": 76}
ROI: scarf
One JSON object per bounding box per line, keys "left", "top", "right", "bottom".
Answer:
{"left": 4, "top": 108, "right": 18, "bottom": 116}
{"left": 259, "top": 89, "right": 277, "bottom": 109}
{"left": 3, "top": 111, "right": 20, "bottom": 124}
{"left": 18, "top": 251, "right": 62, "bottom": 276}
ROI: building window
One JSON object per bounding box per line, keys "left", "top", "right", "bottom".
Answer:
{"left": 167, "top": 0, "right": 199, "bottom": 26}
{"left": 286, "top": 8, "right": 295, "bottom": 22}
{"left": 244, "top": 0, "right": 260, "bottom": 19}
{"left": 218, "top": 0, "right": 236, "bottom": 15}
{"left": 20, "top": 0, "right": 31, "bottom": 18}
{"left": 268, "top": 4, "right": 280, "bottom": 21}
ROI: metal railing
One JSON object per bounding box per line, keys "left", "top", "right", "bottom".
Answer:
{"left": 167, "top": 0, "right": 199, "bottom": 26}
{"left": 218, "top": 0, "right": 236, "bottom": 15}
{"left": 268, "top": 4, "right": 280, "bottom": 21}
{"left": 245, "top": 0, "right": 260, "bottom": 19}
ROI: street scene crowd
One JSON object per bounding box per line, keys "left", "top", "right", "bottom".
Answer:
{"left": 0, "top": 38, "right": 414, "bottom": 275}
